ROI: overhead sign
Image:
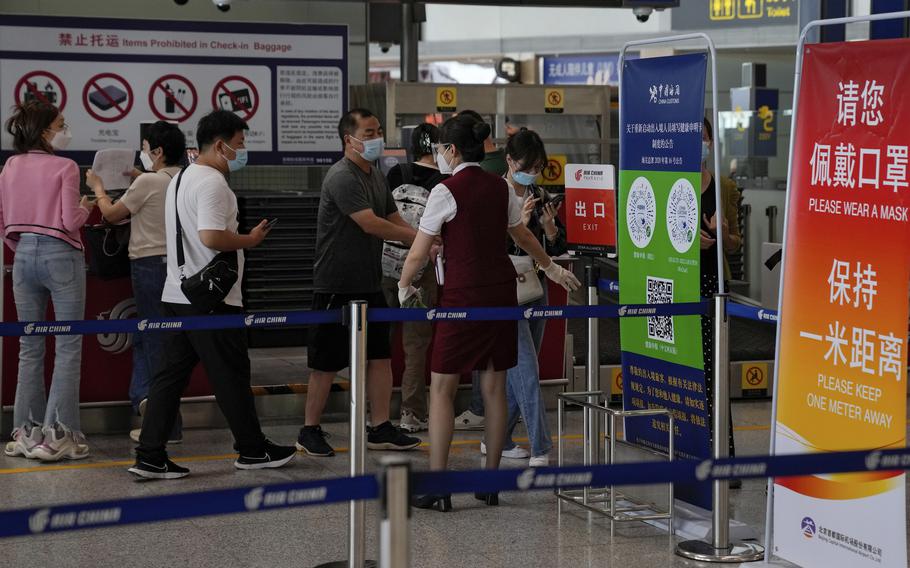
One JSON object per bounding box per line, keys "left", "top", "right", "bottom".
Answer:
{"left": 541, "top": 53, "right": 635, "bottom": 86}
{"left": 619, "top": 52, "right": 710, "bottom": 508}
{"left": 0, "top": 16, "right": 348, "bottom": 165}
{"left": 771, "top": 39, "right": 910, "bottom": 568}
{"left": 672, "top": 0, "right": 797, "bottom": 30}
{"left": 565, "top": 163, "right": 616, "bottom": 256}
{"left": 436, "top": 86, "right": 457, "bottom": 112}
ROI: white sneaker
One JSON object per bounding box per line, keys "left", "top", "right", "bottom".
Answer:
{"left": 31, "top": 428, "right": 89, "bottom": 462}
{"left": 480, "top": 441, "right": 529, "bottom": 459}
{"left": 3, "top": 426, "right": 43, "bottom": 458}
{"left": 454, "top": 410, "right": 485, "bottom": 431}
{"left": 529, "top": 454, "right": 550, "bottom": 467}
{"left": 130, "top": 429, "right": 183, "bottom": 445}
{"left": 399, "top": 410, "right": 428, "bottom": 433}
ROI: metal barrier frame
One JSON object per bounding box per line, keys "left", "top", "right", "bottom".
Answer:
{"left": 763, "top": 10, "right": 910, "bottom": 563}
{"left": 556, "top": 390, "right": 674, "bottom": 530}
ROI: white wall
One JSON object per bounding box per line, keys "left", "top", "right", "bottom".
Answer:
{"left": 0, "top": 0, "right": 370, "bottom": 83}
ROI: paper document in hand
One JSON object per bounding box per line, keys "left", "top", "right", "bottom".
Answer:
{"left": 91, "top": 149, "right": 136, "bottom": 190}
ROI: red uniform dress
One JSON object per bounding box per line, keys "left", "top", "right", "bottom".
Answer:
{"left": 430, "top": 165, "right": 518, "bottom": 374}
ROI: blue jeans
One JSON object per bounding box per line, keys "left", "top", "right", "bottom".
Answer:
{"left": 11, "top": 234, "right": 85, "bottom": 433}
{"left": 474, "top": 279, "right": 552, "bottom": 456}
{"left": 130, "top": 255, "right": 181, "bottom": 437}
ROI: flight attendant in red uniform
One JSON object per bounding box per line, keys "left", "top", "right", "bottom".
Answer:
{"left": 398, "top": 114, "right": 580, "bottom": 511}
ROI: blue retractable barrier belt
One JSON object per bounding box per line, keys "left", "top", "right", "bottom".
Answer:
{"left": 2, "top": 447, "right": 909, "bottom": 539}
{"left": 0, "top": 302, "right": 708, "bottom": 338}
{"left": 597, "top": 278, "right": 780, "bottom": 324}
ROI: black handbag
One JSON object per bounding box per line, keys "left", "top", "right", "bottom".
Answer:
{"left": 84, "top": 221, "right": 131, "bottom": 279}
{"left": 173, "top": 167, "right": 239, "bottom": 313}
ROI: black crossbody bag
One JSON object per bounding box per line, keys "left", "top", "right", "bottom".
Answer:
{"left": 173, "top": 167, "right": 239, "bottom": 313}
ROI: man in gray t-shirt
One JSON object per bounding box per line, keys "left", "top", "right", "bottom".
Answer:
{"left": 313, "top": 157, "right": 397, "bottom": 293}
{"left": 300, "top": 108, "right": 420, "bottom": 458}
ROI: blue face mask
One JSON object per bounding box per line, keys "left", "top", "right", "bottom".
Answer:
{"left": 353, "top": 136, "right": 385, "bottom": 162}
{"left": 223, "top": 143, "right": 248, "bottom": 172}
{"left": 512, "top": 169, "right": 538, "bottom": 186}
{"left": 701, "top": 141, "right": 711, "bottom": 163}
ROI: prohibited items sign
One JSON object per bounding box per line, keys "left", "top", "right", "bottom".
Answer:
{"left": 212, "top": 76, "right": 259, "bottom": 121}
{"left": 149, "top": 74, "right": 198, "bottom": 123}
{"left": 15, "top": 70, "right": 67, "bottom": 111}
{"left": 83, "top": 72, "right": 133, "bottom": 123}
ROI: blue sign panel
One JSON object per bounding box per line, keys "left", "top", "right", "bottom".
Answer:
{"left": 541, "top": 53, "right": 634, "bottom": 86}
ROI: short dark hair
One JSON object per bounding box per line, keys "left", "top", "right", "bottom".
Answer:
{"left": 5, "top": 101, "right": 59, "bottom": 154}
{"left": 145, "top": 121, "right": 186, "bottom": 166}
{"left": 505, "top": 129, "right": 547, "bottom": 172}
{"left": 196, "top": 110, "right": 248, "bottom": 150}
{"left": 440, "top": 114, "right": 490, "bottom": 163}
{"left": 338, "top": 108, "right": 376, "bottom": 145}
{"left": 456, "top": 109, "right": 484, "bottom": 123}
{"left": 410, "top": 123, "right": 439, "bottom": 158}
{"left": 703, "top": 117, "right": 713, "bottom": 142}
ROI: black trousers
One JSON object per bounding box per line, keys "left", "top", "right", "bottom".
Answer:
{"left": 136, "top": 302, "right": 266, "bottom": 462}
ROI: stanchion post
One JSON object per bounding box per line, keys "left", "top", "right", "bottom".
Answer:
{"left": 676, "top": 294, "right": 763, "bottom": 562}
{"left": 379, "top": 456, "right": 410, "bottom": 568}
{"left": 318, "top": 301, "right": 374, "bottom": 568}
{"left": 584, "top": 264, "right": 601, "bottom": 472}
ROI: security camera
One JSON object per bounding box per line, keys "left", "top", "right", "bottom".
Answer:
{"left": 379, "top": 42, "right": 392, "bottom": 54}
{"left": 174, "top": 0, "right": 188, "bottom": 4}
{"left": 633, "top": 7, "right": 652, "bottom": 22}
{"left": 213, "top": 0, "right": 231, "bottom": 12}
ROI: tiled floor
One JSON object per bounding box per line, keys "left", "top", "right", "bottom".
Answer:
{"left": 0, "top": 398, "right": 904, "bottom": 568}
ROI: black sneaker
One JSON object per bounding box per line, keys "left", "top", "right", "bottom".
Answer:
{"left": 235, "top": 440, "right": 297, "bottom": 470}
{"left": 128, "top": 458, "right": 189, "bottom": 480}
{"left": 367, "top": 421, "right": 421, "bottom": 451}
{"left": 296, "top": 425, "right": 335, "bottom": 457}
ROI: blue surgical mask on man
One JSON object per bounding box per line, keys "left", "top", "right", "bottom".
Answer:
{"left": 223, "top": 143, "right": 248, "bottom": 172}
{"left": 352, "top": 136, "right": 385, "bottom": 162}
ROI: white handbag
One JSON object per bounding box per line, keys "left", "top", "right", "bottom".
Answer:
{"left": 511, "top": 255, "right": 544, "bottom": 305}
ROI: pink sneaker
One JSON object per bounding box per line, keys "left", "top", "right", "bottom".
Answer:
{"left": 4, "top": 426, "right": 43, "bottom": 459}
{"left": 31, "top": 428, "right": 89, "bottom": 462}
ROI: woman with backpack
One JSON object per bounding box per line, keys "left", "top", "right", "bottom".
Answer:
{"left": 381, "top": 124, "right": 448, "bottom": 433}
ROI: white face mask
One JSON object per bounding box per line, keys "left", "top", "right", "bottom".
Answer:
{"left": 435, "top": 145, "right": 454, "bottom": 175}
{"left": 50, "top": 127, "right": 72, "bottom": 151}
{"left": 139, "top": 150, "right": 155, "bottom": 171}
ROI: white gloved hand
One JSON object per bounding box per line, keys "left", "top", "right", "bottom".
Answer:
{"left": 398, "top": 283, "right": 420, "bottom": 306}
{"left": 542, "top": 260, "right": 581, "bottom": 292}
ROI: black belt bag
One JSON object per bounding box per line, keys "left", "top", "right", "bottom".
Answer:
{"left": 173, "top": 167, "right": 238, "bottom": 314}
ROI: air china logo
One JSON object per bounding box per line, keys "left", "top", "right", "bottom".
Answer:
{"left": 137, "top": 319, "right": 148, "bottom": 332}
{"left": 524, "top": 308, "right": 565, "bottom": 320}
{"left": 97, "top": 299, "right": 137, "bottom": 354}
{"left": 244, "top": 315, "right": 289, "bottom": 327}
{"left": 524, "top": 308, "right": 535, "bottom": 320}
{"left": 618, "top": 306, "right": 628, "bottom": 317}
{"left": 801, "top": 517, "right": 817, "bottom": 539}
{"left": 245, "top": 487, "right": 265, "bottom": 511}
{"left": 865, "top": 450, "right": 882, "bottom": 471}
{"left": 24, "top": 323, "right": 35, "bottom": 335}
{"left": 515, "top": 468, "right": 592, "bottom": 491}
{"left": 426, "top": 309, "right": 436, "bottom": 321}
{"left": 756, "top": 309, "right": 778, "bottom": 323}
{"left": 649, "top": 83, "right": 681, "bottom": 105}
{"left": 23, "top": 322, "right": 72, "bottom": 335}
{"left": 574, "top": 169, "right": 605, "bottom": 183}
{"left": 29, "top": 509, "right": 51, "bottom": 534}
{"left": 695, "top": 459, "right": 713, "bottom": 481}
{"left": 425, "top": 309, "right": 468, "bottom": 321}
{"left": 244, "top": 485, "right": 327, "bottom": 511}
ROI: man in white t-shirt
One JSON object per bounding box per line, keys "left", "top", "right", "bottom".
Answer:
{"left": 129, "top": 110, "right": 295, "bottom": 479}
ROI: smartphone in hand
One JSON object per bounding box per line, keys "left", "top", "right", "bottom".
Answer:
{"left": 265, "top": 218, "right": 279, "bottom": 230}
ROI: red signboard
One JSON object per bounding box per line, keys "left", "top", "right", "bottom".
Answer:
{"left": 564, "top": 163, "right": 616, "bottom": 255}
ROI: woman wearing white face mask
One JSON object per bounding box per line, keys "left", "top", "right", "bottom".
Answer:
{"left": 399, "top": 114, "right": 580, "bottom": 511}
{"left": 86, "top": 121, "right": 186, "bottom": 444}
{"left": 0, "top": 101, "right": 95, "bottom": 461}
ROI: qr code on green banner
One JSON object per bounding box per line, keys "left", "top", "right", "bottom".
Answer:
{"left": 646, "top": 276, "right": 674, "bottom": 343}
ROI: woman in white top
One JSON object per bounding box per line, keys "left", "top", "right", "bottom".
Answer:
{"left": 86, "top": 121, "right": 186, "bottom": 443}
